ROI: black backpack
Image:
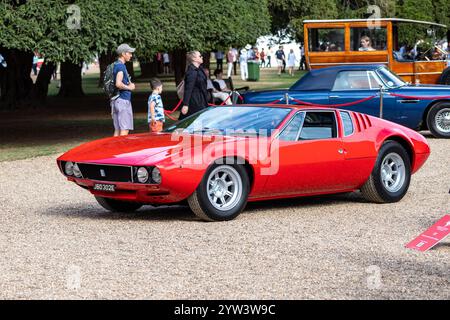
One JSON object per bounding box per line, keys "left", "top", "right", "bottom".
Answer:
{"left": 103, "top": 62, "right": 119, "bottom": 99}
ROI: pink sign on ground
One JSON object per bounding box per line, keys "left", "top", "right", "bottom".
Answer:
{"left": 406, "top": 215, "right": 450, "bottom": 252}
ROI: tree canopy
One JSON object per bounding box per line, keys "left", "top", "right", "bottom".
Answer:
{"left": 268, "top": 0, "right": 449, "bottom": 43}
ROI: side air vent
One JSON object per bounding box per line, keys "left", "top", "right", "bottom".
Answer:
{"left": 351, "top": 112, "right": 372, "bottom": 132}
{"left": 352, "top": 112, "right": 361, "bottom": 132}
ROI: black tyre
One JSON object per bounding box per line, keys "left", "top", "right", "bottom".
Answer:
{"left": 95, "top": 196, "right": 143, "bottom": 212}
{"left": 361, "top": 141, "right": 411, "bottom": 203}
{"left": 426, "top": 102, "right": 450, "bottom": 138}
{"left": 188, "top": 164, "right": 250, "bottom": 221}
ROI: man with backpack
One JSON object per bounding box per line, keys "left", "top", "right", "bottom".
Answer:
{"left": 105, "top": 44, "right": 136, "bottom": 136}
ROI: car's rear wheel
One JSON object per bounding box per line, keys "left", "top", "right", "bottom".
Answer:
{"left": 95, "top": 196, "right": 143, "bottom": 212}
{"left": 188, "top": 164, "right": 249, "bottom": 221}
{"left": 361, "top": 141, "right": 411, "bottom": 203}
{"left": 426, "top": 102, "right": 450, "bottom": 138}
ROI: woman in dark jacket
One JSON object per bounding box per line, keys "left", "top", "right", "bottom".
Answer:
{"left": 179, "top": 51, "right": 208, "bottom": 120}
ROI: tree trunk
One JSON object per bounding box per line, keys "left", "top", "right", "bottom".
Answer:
{"left": 58, "top": 61, "right": 84, "bottom": 97}
{"left": 173, "top": 49, "right": 187, "bottom": 86}
{"left": 31, "top": 60, "right": 55, "bottom": 106}
{"left": 202, "top": 51, "right": 211, "bottom": 70}
{"left": 139, "top": 60, "right": 158, "bottom": 78}
{"left": 98, "top": 51, "right": 115, "bottom": 87}
{"left": 0, "top": 48, "right": 33, "bottom": 110}
{"left": 125, "top": 61, "right": 135, "bottom": 80}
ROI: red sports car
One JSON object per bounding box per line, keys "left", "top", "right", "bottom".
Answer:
{"left": 57, "top": 105, "right": 430, "bottom": 221}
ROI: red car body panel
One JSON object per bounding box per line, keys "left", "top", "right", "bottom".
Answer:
{"left": 57, "top": 105, "right": 430, "bottom": 205}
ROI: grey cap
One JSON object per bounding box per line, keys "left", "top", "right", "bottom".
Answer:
{"left": 116, "top": 43, "right": 136, "bottom": 55}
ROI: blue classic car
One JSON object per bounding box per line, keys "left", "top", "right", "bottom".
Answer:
{"left": 242, "top": 65, "right": 450, "bottom": 138}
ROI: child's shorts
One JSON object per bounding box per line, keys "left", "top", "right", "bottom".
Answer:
{"left": 149, "top": 120, "right": 164, "bottom": 132}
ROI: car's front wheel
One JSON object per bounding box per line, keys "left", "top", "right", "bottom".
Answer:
{"left": 95, "top": 196, "right": 143, "bottom": 212}
{"left": 188, "top": 164, "right": 250, "bottom": 221}
{"left": 427, "top": 102, "right": 450, "bottom": 138}
{"left": 360, "top": 141, "right": 411, "bottom": 203}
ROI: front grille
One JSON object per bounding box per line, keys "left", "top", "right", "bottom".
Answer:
{"left": 77, "top": 163, "right": 133, "bottom": 183}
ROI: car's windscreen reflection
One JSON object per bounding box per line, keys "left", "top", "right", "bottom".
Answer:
{"left": 164, "top": 106, "right": 292, "bottom": 137}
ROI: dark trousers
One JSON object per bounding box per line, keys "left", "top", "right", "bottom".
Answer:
{"left": 216, "top": 59, "right": 223, "bottom": 71}
{"left": 299, "top": 55, "right": 306, "bottom": 70}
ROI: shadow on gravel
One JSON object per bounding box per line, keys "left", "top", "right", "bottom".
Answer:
{"left": 245, "top": 191, "right": 369, "bottom": 212}
{"left": 420, "top": 131, "right": 438, "bottom": 139}
{"left": 41, "top": 204, "right": 198, "bottom": 222}
{"left": 42, "top": 192, "right": 370, "bottom": 221}
{"left": 433, "top": 242, "right": 450, "bottom": 252}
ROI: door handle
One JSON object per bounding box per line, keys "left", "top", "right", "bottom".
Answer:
{"left": 330, "top": 95, "right": 340, "bottom": 99}
{"left": 398, "top": 99, "right": 420, "bottom": 104}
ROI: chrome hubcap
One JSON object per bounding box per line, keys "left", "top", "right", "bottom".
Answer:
{"left": 435, "top": 108, "right": 450, "bottom": 133}
{"left": 207, "top": 166, "right": 242, "bottom": 211}
{"left": 380, "top": 153, "right": 406, "bottom": 193}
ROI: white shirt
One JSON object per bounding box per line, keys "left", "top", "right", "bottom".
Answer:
{"left": 207, "top": 79, "right": 214, "bottom": 90}
{"left": 214, "top": 79, "right": 227, "bottom": 91}
{"left": 163, "top": 53, "right": 170, "bottom": 63}
{"left": 287, "top": 52, "right": 296, "bottom": 66}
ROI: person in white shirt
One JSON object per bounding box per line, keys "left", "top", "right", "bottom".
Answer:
{"left": 213, "top": 69, "right": 232, "bottom": 105}
{"left": 287, "top": 49, "right": 297, "bottom": 76}
{"left": 204, "top": 68, "right": 232, "bottom": 105}
{"left": 163, "top": 52, "right": 170, "bottom": 74}
{"left": 359, "top": 36, "right": 376, "bottom": 51}
{"left": 239, "top": 49, "right": 248, "bottom": 81}
{"left": 226, "top": 47, "right": 236, "bottom": 78}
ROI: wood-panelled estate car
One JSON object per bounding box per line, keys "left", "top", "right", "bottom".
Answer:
{"left": 304, "top": 18, "right": 450, "bottom": 85}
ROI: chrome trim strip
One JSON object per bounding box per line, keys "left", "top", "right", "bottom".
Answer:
{"left": 310, "top": 62, "right": 388, "bottom": 66}
{"left": 397, "top": 72, "right": 443, "bottom": 76}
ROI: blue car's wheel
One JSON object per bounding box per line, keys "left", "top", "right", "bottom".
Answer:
{"left": 427, "top": 102, "right": 450, "bottom": 138}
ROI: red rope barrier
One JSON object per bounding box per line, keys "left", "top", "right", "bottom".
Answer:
{"left": 165, "top": 99, "right": 183, "bottom": 114}
{"left": 220, "top": 94, "right": 232, "bottom": 106}
{"left": 164, "top": 110, "right": 178, "bottom": 121}
{"left": 388, "top": 92, "right": 450, "bottom": 100}
{"left": 268, "top": 99, "right": 283, "bottom": 104}
{"left": 290, "top": 95, "right": 377, "bottom": 108}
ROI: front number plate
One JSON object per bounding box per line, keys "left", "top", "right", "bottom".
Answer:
{"left": 93, "top": 184, "right": 116, "bottom": 192}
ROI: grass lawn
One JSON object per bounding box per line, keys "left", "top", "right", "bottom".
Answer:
{"left": 1, "top": 67, "right": 305, "bottom": 162}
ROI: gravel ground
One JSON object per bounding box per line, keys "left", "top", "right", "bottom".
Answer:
{"left": 0, "top": 136, "right": 449, "bottom": 300}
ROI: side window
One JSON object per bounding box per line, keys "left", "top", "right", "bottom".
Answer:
{"left": 351, "top": 27, "right": 387, "bottom": 51}
{"left": 332, "top": 71, "right": 381, "bottom": 90}
{"left": 299, "top": 112, "right": 337, "bottom": 140}
{"left": 340, "top": 111, "right": 354, "bottom": 136}
{"left": 308, "top": 28, "right": 345, "bottom": 52}
{"left": 278, "top": 112, "right": 305, "bottom": 141}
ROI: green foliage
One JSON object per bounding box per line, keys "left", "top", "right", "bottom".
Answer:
{"left": 337, "top": 0, "right": 397, "bottom": 19}
{"left": 268, "top": 0, "right": 339, "bottom": 41}
{"left": 397, "top": 0, "right": 440, "bottom": 46}
{"left": 0, "top": 0, "right": 270, "bottom": 63}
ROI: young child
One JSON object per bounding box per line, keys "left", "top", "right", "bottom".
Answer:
{"left": 148, "top": 78, "right": 165, "bottom": 132}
